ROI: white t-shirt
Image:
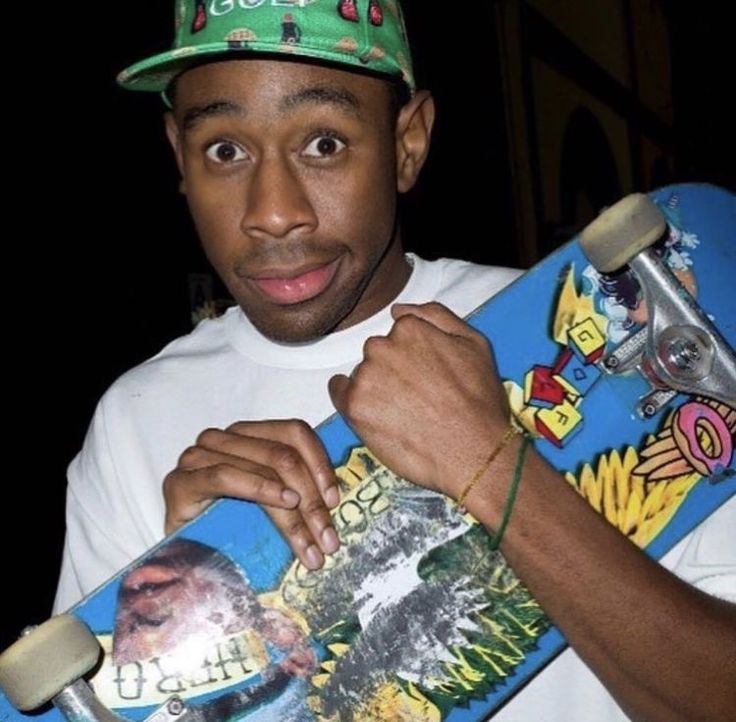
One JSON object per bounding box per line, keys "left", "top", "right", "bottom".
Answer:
{"left": 53, "top": 254, "right": 735, "bottom": 720}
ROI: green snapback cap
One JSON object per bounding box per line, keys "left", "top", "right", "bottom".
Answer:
{"left": 117, "top": 0, "right": 415, "bottom": 94}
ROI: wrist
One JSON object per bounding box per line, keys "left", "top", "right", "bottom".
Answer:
{"left": 455, "top": 424, "right": 522, "bottom": 513}
{"left": 461, "top": 429, "right": 531, "bottom": 533}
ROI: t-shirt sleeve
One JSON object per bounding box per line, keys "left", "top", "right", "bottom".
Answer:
{"left": 666, "top": 494, "right": 736, "bottom": 603}
{"left": 52, "top": 394, "right": 161, "bottom": 613}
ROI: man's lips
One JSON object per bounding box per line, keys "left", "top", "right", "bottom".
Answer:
{"left": 249, "top": 259, "right": 340, "bottom": 305}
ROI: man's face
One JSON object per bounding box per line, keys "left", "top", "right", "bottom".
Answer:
{"left": 167, "top": 59, "right": 414, "bottom": 342}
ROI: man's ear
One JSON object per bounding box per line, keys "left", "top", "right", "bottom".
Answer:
{"left": 164, "top": 112, "right": 187, "bottom": 195}
{"left": 395, "top": 90, "right": 435, "bottom": 194}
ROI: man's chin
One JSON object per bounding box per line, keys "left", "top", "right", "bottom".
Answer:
{"left": 244, "top": 303, "right": 353, "bottom": 344}
{"left": 252, "top": 320, "right": 337, "bottom": 344}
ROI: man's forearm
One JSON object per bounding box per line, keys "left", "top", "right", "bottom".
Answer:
{"left": 468, "top": 441, "right": 736, "bottom": 722}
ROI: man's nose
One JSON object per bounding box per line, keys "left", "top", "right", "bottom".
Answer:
{"left": 240, "top": 154, "right": 317, "bottom": 240}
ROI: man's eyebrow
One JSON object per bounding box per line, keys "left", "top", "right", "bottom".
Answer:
{"left": 279, "top": 86, "right": 361, "bottom": 115}
{"left": 182, "top": 101, "right": 244, "bottom": 131}
{"left": 180, "top": 87, "right": 360, "bottom": 130}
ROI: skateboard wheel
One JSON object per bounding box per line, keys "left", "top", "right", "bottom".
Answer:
{"left": 0, "top": 614, "right": 100, "bottom": 711}
{"left": 580, "top": 193, "right": 667, "bottom": 273}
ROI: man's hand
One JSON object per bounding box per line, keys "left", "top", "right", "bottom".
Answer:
{"left": 163, "top": 420, "right": 340, "bottom": 569}
{"left": 329, "top": 302, "right": 511, "bottom": 500}
{"left": 331, "top": 304, "right": 736, "bottom": 722}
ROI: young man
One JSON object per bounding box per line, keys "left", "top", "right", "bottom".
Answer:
{"left": 55, "top": 2, "right": 735, "bottom": 720}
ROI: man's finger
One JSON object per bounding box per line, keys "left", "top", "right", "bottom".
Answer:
{"left": 227, "top": 420, "right": 341, "bottom": 509}
{"left": 218, "top": 426, "right": 340, "bottom": 554}
{"left": 182, "top": 438, "right": 339, "bottom": 557}
{"left": 328, "top": 373, "right": 351, "bottom": 417}
{"left": 391, "top": 302, "right": 474, "bottom": 337}
{"left": 265, "top": 507, "right": 329, "bottom": 571}
{"left": 163, "top": 456, "right": 301, "bottom": 533}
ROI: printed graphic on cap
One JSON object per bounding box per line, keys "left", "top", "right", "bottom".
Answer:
{"left": 192, "top": 0, "right": 207, "bottom": 33}
{"left": 337, "top": 0, "right": 385, "bottom": 27}
{"left": 281, "top": 14, "right": 302, "bottom": 45}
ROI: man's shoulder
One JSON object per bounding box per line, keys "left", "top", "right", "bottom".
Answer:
{"left": 101, "top": 307, "right": 241, "bottom": 403}
{"left": 417, "top": 255, "right": 523, "bottom": 316}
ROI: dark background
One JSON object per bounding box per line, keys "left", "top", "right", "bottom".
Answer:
{"left": 3, "top": 2, "right": 733, "bottom": 652}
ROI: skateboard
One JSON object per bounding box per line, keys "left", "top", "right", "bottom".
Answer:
{"left": 1, "top": 183, "right": 734, "bottom": 721}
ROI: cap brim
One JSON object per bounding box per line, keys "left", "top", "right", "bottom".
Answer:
{"left": 117, "top": 42, "right": 414, "bottom": 93}
{"left": 118, "top": 44, "right": 236, "bottom": 91}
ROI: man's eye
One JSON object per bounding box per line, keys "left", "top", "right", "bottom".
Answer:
{"left": 303, "top": 135, "right": 347, "bottom": 158}
{"left": 205, "top": 141, "right": 247, "bottom": 164}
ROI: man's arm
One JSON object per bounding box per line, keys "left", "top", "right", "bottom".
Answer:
{"left": 329, "top": 302, "right": 736, "bottom": 722}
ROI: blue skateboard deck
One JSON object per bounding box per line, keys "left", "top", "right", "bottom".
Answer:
{"left": 1, "top": 184, "right": 734, "bottom": 721}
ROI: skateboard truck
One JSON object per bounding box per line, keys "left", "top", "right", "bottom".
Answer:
{"left": 0, "top": 614, "right": 295, "bottom": 721}
{"left": 0, "top": 615, "right": 194, "bottom": 722}
{"left": 43, "top": 678, "right": 188, "bottom": 722}
{"left": 581, "top": 193, "right": 736, "bottom": 418}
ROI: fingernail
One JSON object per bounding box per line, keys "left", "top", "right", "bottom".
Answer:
{"left": 305, "top": 544, "right": 324, "bottom": 570}
{"left": 324, "top": 485, "right": 340, "bottom": 508}
{"left": 321, "top": 526, "right": 340, "bottom": 554}
{"left": 282, "top": 489, "right": 300, "bottom": 507}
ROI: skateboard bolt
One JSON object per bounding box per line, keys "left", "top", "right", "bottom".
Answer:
{"left": 167, "top": 697, "right": 185, "bottom": 716}
{"left": 667, "top": 339, "right": 701, "bottom": 371}
{"left": 643, "top": 403, "right": 657, "bottom": 418}
{"left": 604, "top": 355, "right": 620, "bottom": 370}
